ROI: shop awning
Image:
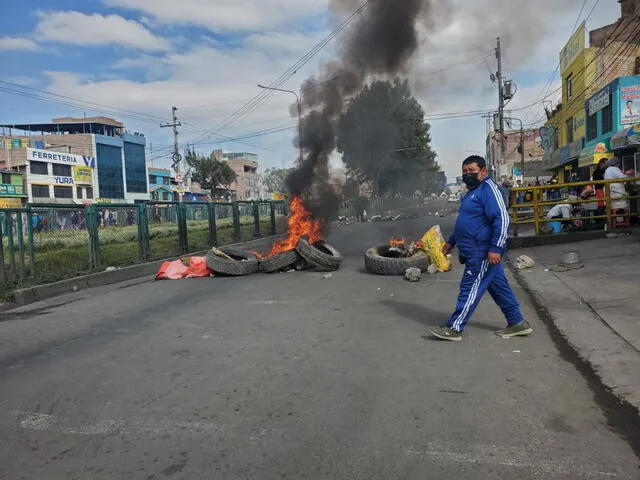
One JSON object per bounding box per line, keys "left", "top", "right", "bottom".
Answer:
{"left": 611, "top": 123, "right": 640, "bottom": 149}
{"left": 579, "top": 137, "right": 614, "bottom": 168}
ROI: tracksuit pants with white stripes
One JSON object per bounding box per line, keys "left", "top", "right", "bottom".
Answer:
{"left": 447, "top": 257, "right": 524, "bottom": 333}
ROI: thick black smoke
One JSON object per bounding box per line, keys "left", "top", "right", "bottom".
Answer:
{"left": 285, "top": 0, "right": 430, "bottom": 222}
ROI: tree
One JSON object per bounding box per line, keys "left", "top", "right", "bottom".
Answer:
{"left": 184, "top": 148, "right": 237, "bottom": 193}
{"left": 262, "top": 167, "right": 292, "bottom": 194}
{"left": 336, "top": 79, "right": 438, "bottom": 197}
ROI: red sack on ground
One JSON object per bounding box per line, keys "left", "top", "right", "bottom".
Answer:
{"left": 183, "top": 256, "right": 214, "bottom": 278}
{"left": 155, "top": 260, "right": 189, "bottom": 280}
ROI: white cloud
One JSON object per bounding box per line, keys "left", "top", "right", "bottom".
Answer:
{"left": 0, "top": 36, "right": 40, "bottom": 51}
{"left": 103, "top": 0, "right": 328, "bottom": 32}
{"left": 35, "top": 11, "right": 171, "bottom": 51}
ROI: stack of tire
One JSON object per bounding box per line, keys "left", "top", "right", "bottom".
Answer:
{"left": 260, "top": 238, "right": 343, "bottom": 273}
{"left": 205, "top": 239, "right": 343, "bottom": 276}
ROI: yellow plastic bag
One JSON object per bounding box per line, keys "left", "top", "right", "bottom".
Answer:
{"left": 420, "top": 225, "right": 452, "bottom": 273}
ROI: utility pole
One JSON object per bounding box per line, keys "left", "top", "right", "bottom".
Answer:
{"left": 161, "top": 106, "right": 182, "bottom": 175}
{"left": 496, "top": 37, "right": 505, "bottom": 179}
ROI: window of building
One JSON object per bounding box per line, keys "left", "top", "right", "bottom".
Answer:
{"left": 52, "top": 164, "right": 72, "bottom": 177}
{"left": 552, "top": 129, "right": 559, "bottom": 151}
{"left": 149, "top": 175, "right": 157, "bottom": 184}
{"left": 124, "top": 142, "right": 148, "bottom": 193}
{"left": 566, "top": 117, "right": 574, "bottom": 144}
{"left": 31, "top": 184, "right": 50, "bottom": 198}
{"left": 587, "top": 112, "right": 598, "bottom": 141}
{"left": 566, "top": 74, "right": 574, "bottom": 100}
{"left": 76, "top": 186, "right": 83, "bottom": 199}
{"left": 162, "top": 191, "right": 169, "bottom": 201}
{"left": 86, "top": 187, "right": 94, "bottom": 199}
{"left": 602, "top": 102, "right": 613, "bottom": 134}
{"left": 1, "top": 173, "right": 11, "bottom": 184}
{"left": 96, "top": 143, "right": 125, "bottom": 199}
{"left": 245, "top": 190, "right": 251, "bottom": 199}
{"left": 30, "top": 161, "right": 48, "bottom": 175}
{"left": 54, "top": 186, "right": 73, "bottom": 199}
{"left": 163, "top": 176, "right": 171, "bottom": 185}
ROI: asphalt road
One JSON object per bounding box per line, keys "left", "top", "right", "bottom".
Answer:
{"left": 0, "top": 202, "right": 638, "bottom": 479}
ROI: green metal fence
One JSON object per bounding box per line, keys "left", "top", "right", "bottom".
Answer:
{"left": 0, "top": 200, "right": 287, "bottom": 296}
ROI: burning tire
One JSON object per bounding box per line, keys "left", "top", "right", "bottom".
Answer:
{"left": 259, "top": 250, "right": 304, "bottom": 273}
{"left": 364, "top": 246, "right": 429, "bottom": 276}
{"left": 296, "top": 239, "right": 343, "bottom": 271}
{"left": 205, "top": 247, "right": 259, "bottom": 276}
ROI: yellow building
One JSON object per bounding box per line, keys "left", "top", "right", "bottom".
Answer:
{"left": 543, "top": 23, "right": 597, "bottom": 182}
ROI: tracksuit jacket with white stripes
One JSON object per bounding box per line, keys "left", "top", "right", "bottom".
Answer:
{"left": 448, "top": 177, "right": 508, "bottom": 260}
{"left": 446, "top": 177, "right": 523, "bottom": 332}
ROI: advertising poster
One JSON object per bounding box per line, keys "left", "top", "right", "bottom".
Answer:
{"left": 621, "top": 84, "right": 640, "bottom": 125}
{"left": 73, "top": 166, "right": 93, "bottom": 185}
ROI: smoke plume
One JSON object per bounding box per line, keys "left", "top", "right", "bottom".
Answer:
{"left": 285, "top": 0, "right": 432, "bottom": 222}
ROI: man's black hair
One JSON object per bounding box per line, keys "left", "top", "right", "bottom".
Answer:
{"left": 462, "top": 155, "right": 487, "bottom": 169}
{"left": 628, "top": 100, "right": 634, "bottom": 105}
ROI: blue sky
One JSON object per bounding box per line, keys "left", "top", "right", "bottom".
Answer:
{"left": 0, "top": 0, "right": 620, "bottom": 182}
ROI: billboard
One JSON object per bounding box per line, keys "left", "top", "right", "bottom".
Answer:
{"left": 27, "top": 148, "right": 96, "bottom": 168}
{"left": 559, "top": 23, "right": 585, "bottom": 74}
{"left": 620, "top": 84, "right": 640, "bottom": 125}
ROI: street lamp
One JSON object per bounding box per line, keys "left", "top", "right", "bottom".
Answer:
{"left": 257, "top": 85, "right": 302, "bottom": 165}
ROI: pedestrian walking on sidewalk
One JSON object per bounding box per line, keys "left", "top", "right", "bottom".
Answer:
{"left": 428, "top": 155, "right": 533, "bottom": 342}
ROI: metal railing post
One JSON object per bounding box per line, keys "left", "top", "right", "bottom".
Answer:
{"left": 5, "top": 213, "right": 16, "bottom": 277}
{"left": 137, "top": 203, "right": 150, "bottom": 262}
{"left": 208, "top": 203, "right": 218, "bottom": 247}
{"left": 85, "top": 204, "right": 101, "bottom": 270}
{"left": 253, "top": 201, "right": 260, "bottom": 238}
{"left": 604, "top": 183, "right": 613, "bottom": 231}
{"left": 533, "top": 189, "right": 541, "bottom": 235}
{"left": 270, "top": 202, "right": 277, "bottom": 235}
{"left": 26, "top": 207, "right": 35, "bottom": 279}
{"left": 178, "top": 202, "right": 188, "bottom": 255}
{"left": 16, "top": 212, "right": 25, "bottom": 280}
{"left": 232, "top": 202, "right": 241, "bottom": 243}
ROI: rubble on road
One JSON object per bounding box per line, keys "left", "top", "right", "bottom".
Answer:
{"left": 404, "top": 268, "right": 422, "bottom": 282}
{"left": 514, "top": 255, "right": 535, "bottom": 270}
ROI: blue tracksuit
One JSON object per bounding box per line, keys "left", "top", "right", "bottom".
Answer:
{"left": 447, "top": 177, "right": 523, "bottom": 332}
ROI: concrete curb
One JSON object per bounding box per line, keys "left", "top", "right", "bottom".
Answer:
{"left": 507, "top": 229, "right": 633, "bottom": 249}
{"left": 508, "top": 257, "right": 640, "bottom": 448}
{"left": 11, "top": 234, "right": 285, "bottom": 308}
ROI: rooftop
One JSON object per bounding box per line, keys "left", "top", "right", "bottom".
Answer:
{"left": 1, "top": 116, "right": 124, "bottom": 136}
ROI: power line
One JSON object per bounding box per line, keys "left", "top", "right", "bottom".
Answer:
{"left": 187, "top": 0, "right": 374, "bottom": 145}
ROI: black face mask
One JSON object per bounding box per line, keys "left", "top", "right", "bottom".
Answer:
{"left": 462, "top": 173, "right": 481, "bottom": 189}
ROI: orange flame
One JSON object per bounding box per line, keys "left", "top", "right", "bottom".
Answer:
{"left": 389, "top": 238, "right": 406, "bottom": 247}
{"left": 250, "top": 251, "right": 265, "bottom": 260}
{"left": 268, "top": 195, "right": 323, "bottom": 257}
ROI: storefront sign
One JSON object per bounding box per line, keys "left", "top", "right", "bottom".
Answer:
{"left": 73, "top": 166, "right": 93, "bottom": 185}
{"left": 27, "top": 148, "right": 96, "bottom": 168}
{"left": 54, "top": 176, "right": 74, "bottom": 185}
{"left": 0, "top": 184, "right": 25, "bottom": 196}
{"left": 587, "top": 87, "right": 610, "bottom": 116}
{"left": 0, "top": 198, "right": 23, "bottom": 208}
{"left": 620, "top": 84, "right": 640, "bottom": 125}
{"left": 95, "top": 198, "right": 112, "bottom": 204}
{"left": 272, "top": 193, "right": 285, "bottom": 201}
{"left": 560, "top": 23, "right": 585, "bottom": 74}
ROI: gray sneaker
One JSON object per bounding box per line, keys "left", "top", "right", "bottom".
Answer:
{"left": 495, "top": 321, "right": 533, "bottom": 338}
{"left": 428, "top": 325, "right": 463, "bottom": 342}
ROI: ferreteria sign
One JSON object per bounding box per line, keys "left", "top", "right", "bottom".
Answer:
{"left": 27, "top": 148, "right": 96, "bottom": 168}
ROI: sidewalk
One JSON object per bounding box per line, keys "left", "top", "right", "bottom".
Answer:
{"left": 510, "top": 235, "right": 640, "bottom": 417}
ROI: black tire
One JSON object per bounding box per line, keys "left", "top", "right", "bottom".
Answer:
{"left": 205, "top": 247, "right": 259, "bottom": 276}
{"left": 364, "top": 246, "right": 429, "bottom": 276}
{"left": 296, "top": 239, "right": 343, "bottom": 271}
{"left": 259, "top": 249, "right": 303, "bottom": 273}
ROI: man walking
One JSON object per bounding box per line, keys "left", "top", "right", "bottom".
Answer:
{"left": 428, "top": 155, "right": 533, "bottom": 342}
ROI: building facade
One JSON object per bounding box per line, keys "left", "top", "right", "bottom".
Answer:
{"left": 221, "top": 151, "right": 260, "bottom": 201}
{"left": 0, "top": 170, "right": 27, "bottom": 208}
{"left": 543, "top": 1, "right": 640, "bottom": 181}
{"left": 148, "top": 167, "right": 175, "bottom": 201}
{"left": 486, "top": 128, "right": 544, "bottom": 181}
{"left": 0, "top": 117, "right": 149, "bottom": 204}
